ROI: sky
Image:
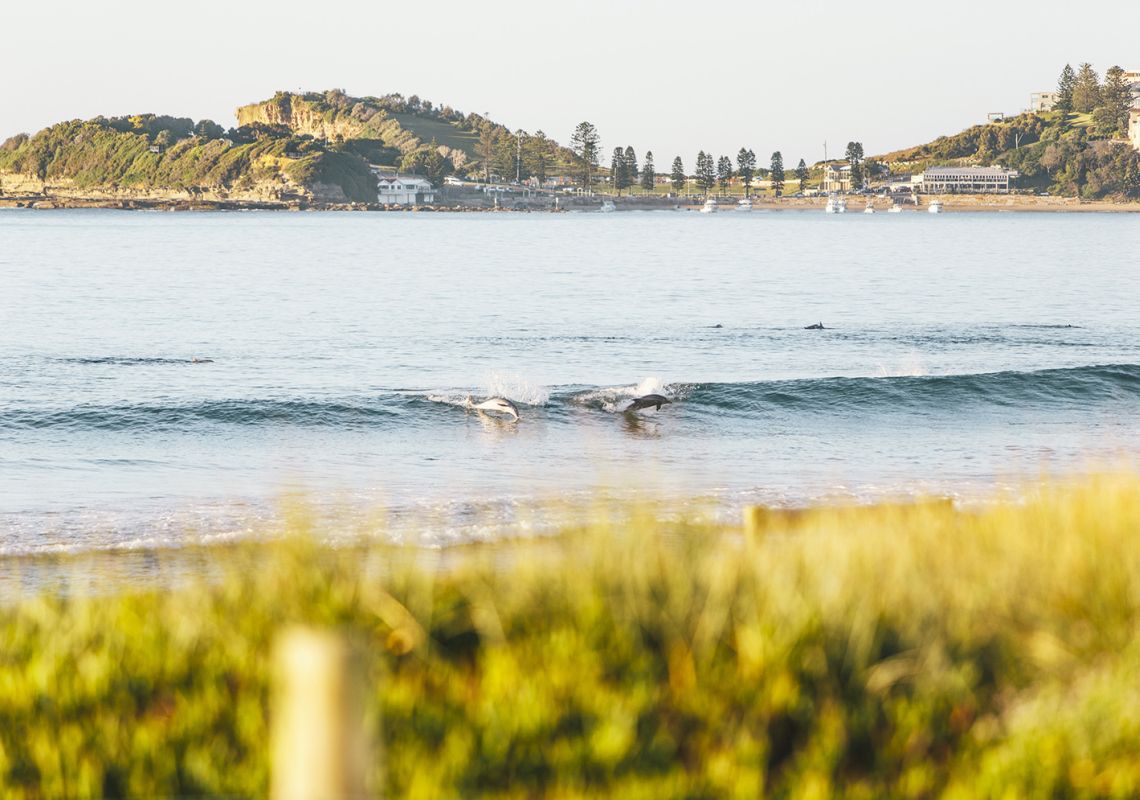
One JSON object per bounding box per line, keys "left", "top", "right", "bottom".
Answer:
{"left": 3, "top": 0, "right": 1137, "bottom": 165}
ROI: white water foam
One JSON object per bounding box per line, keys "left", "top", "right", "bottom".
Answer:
{"left": 483, "top": 372, "right": 550, "bottom": 406}
{"left": 572, "top": 376, "right": 671, "bottom": 412}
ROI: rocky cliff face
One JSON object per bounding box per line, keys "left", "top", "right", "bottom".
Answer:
{"left": 236, "top": 93, "right": 378, "bottom": 142}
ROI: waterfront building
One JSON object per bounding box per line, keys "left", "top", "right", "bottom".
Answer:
{"left": 1130, "top": 109, "right": 1140, "bottom": 152}
{"left": 821, "top": 163, "right": 852, "bottom": 193}
{"left": 374, "top": 174, "right": 435, "bottom": 205}
{"left": 1030, "top": 92, "right": 1058, "bottom": 112}
{"left": 914, "top": 167, "right": 1019, "bottom": 194}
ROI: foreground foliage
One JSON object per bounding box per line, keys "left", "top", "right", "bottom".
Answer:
{"left": 2, "top": 477, "right": 1140, "bottom": 798}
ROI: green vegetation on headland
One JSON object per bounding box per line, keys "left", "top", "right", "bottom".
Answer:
{"left": 875, "top": 111, "right": 1140, "bottom": 199}
{"left": 0, "top": 113, "right": 379, "bottom": 204}
{"left": 3, "top": 476, "right": 1140, "bottom": 797}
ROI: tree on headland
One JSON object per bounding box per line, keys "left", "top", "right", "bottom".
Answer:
{"left": 1099, "top": 66, "right": 1133, "bottom": 137}
{"left": 570, "top": 121, "right": 601, "bottom": 190}
{"left": 695, "top": 151, "right": 716, "bottom": 195}
{"left": 1055, "top": 64, "right": 1076, "bottom": 115}
{"left": 845, "top": 141, "right": 864, "bottom": 190}
{"left": 769, "top": 151, "right": 785, "bottom": 196}
{"left": 401, "top": 145, "right": 455, "bottom": 186}
{"left": 612, "top": 147, "right": 631, "bottom": 195}
{"left": 795, "top": 158, "right": 809, "bottom": 193}
{"left": 523, "top": 130, "right": 556, "bottom": 185}
{"left": 477, "top": 125, "right": 497, "bottom": 183}
{"left": 640, "top": 151, "right": 656, "bottom": 193}
{"left": 671, "top": 156, "right": 686, "bottom": 193}
{"left": 625, "top": 146, "right": 638, "bottom": 182}
{"left": 1072, "top": 63, "right": 1101, "bottom": 113}
{"left": 736, "top": 148, "right": 756, "bottom": 197}
{"left": 716, "top": 155, "right": 733, "bottom": 195}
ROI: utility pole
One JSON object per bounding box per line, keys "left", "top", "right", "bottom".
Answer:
{"left": 823, "top": 140, "right": 828, "bottom": 162}
{"left": 516, "top": 129, "right": 522, "bottom": 184}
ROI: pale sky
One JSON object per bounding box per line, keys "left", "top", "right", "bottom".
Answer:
{"left": 3, "top": 0, "right": 1137, "bottom": 166}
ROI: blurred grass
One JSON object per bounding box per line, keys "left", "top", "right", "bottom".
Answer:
{"left": 2, "top": 476, "right": 1140, "bottom": 798}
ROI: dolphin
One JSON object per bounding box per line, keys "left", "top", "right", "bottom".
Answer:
{"left": 467, "top": 396, "right": 520, "bottom": 421}
{"left": 804, "top": 322, "right": 825, "bottom": 330}
{"left": 626, "top": 393, "right": 672, "bottom": 412}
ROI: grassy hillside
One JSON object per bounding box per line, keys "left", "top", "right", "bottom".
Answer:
{"left": 389, "top": 112, "right": 480, "bottom": 160}
{"left": 0, "top": 115, "right": 378, "bottom": 203}
{"left": 2, "top": 476, "right": 1140, "bottom": 797}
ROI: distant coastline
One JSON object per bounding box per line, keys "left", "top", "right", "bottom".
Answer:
{"left": 3, "top": 193, "right": 1138, "bottom": 212}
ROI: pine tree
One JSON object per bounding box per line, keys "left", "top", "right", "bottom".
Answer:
{"left": 716, "top": 156, "right": 733, "bottom": 194}
{"left": 671, "top": 156, "right": 686, "bottom": 193}
{"left": 1055, "top": 64, "right": 1076, "bottom": 115}
{"left": 1072, "top": 63, "right": 1101, "bottom": 114}
{"left": 624, "top": 146, "right": 638, "bottom": 182}
{"left": 769, "top": 151, "right": 785, "bottom": 196}
{"left": 845, "top": 141, "right": 864, "bottom": 190}
{"left": 735, "top": 148, "right": 755, "bottom": 197}
{"left": 640, "top": 151, "right": 656, "bottom": 193}
{"left": 695, "top": 151, "right": 716, "bottom": 194}
{"left": 477, "top": 125, "right": 497, "bottom": 183}
{"left": 795, "top": 159, "right": 809, "bottom": 194}
{"left": 1100, "top": 66, "right": 1132, "bottom": 136}
{"left": 523, "top": 130, "right": 555, "bottom": 185}
{"left": 570, "top": 121, "right": 601, "bottom": 189}
{"left": 612, "top": 147, "right": 631, "bottom": 195}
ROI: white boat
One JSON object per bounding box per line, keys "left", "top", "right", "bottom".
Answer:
{"left": 736, "top": 197, "right": 753, "bottom": 212}
{"left": 887, "top": 203, "right": 903, "bottom": 213}
{"left": 927, "top": 200, "right": 943, "bottom": 214}
{"left": 599, "top": 199, "right": 616, "bottom": 213}
{"left": 824, "top": 194, "right": 847, "bottom": 214}
{"left": 700, "top": 197, "right": 718, "bottom": 213}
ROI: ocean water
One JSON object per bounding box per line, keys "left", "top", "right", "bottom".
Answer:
{"left": 2, "top": 208, "right": 1139, "bottom": 554}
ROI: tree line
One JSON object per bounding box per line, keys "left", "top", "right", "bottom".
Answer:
{"left": 567, "top": 121, "right": 816, "bottom": 196}
{"left": 1054, "top": 63, "right": 1134, "bottom": 138}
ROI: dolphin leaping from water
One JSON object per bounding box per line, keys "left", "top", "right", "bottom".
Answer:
{"left": 625, "top": 393, "right": 672, "bottom": 413}
{"left": 466, "top": 396, "right": 520, "bottom": 421}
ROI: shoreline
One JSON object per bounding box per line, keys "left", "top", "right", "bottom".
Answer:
{"left": 3, "top": 193, "right": 1140, "bottom": 213}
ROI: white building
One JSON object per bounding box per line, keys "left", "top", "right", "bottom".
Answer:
{"left": 374, "top": 174, "right": 435, "bottom": 205}
{"left": 1029, "top": 92, "right": 1057, "bottom": 112}
{"left": 915, "top": 166, "right": 1019, "bottom": 194}
{"left": 1128, "top": 71, "right": 1140, "bottom": 109}
{"left": 1129, "top": 109, "right": 1140, "bottom": 152}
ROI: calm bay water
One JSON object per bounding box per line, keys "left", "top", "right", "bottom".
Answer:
{"left": 2, "top": 208, "right": 1139, "bottom": 554}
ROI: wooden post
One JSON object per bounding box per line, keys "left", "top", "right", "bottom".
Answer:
{"left": 272, "top": 628, "right": 372, "bottom": 800}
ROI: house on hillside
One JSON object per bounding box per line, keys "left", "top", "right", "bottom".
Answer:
{"left": 1127, "top": 71, "right": 1140, "bottom": 109}
{"left": 1029, "top": 92, "right": 1058, "bottom": 112}
{"left": 1129, "top": 109, "right": 1140, "bottom": 152}
{"left": 821, "top": 163, "right": 852, "bottom": 193}
{"left": 374, "top": 174, "right": 435, "bottom": 205}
